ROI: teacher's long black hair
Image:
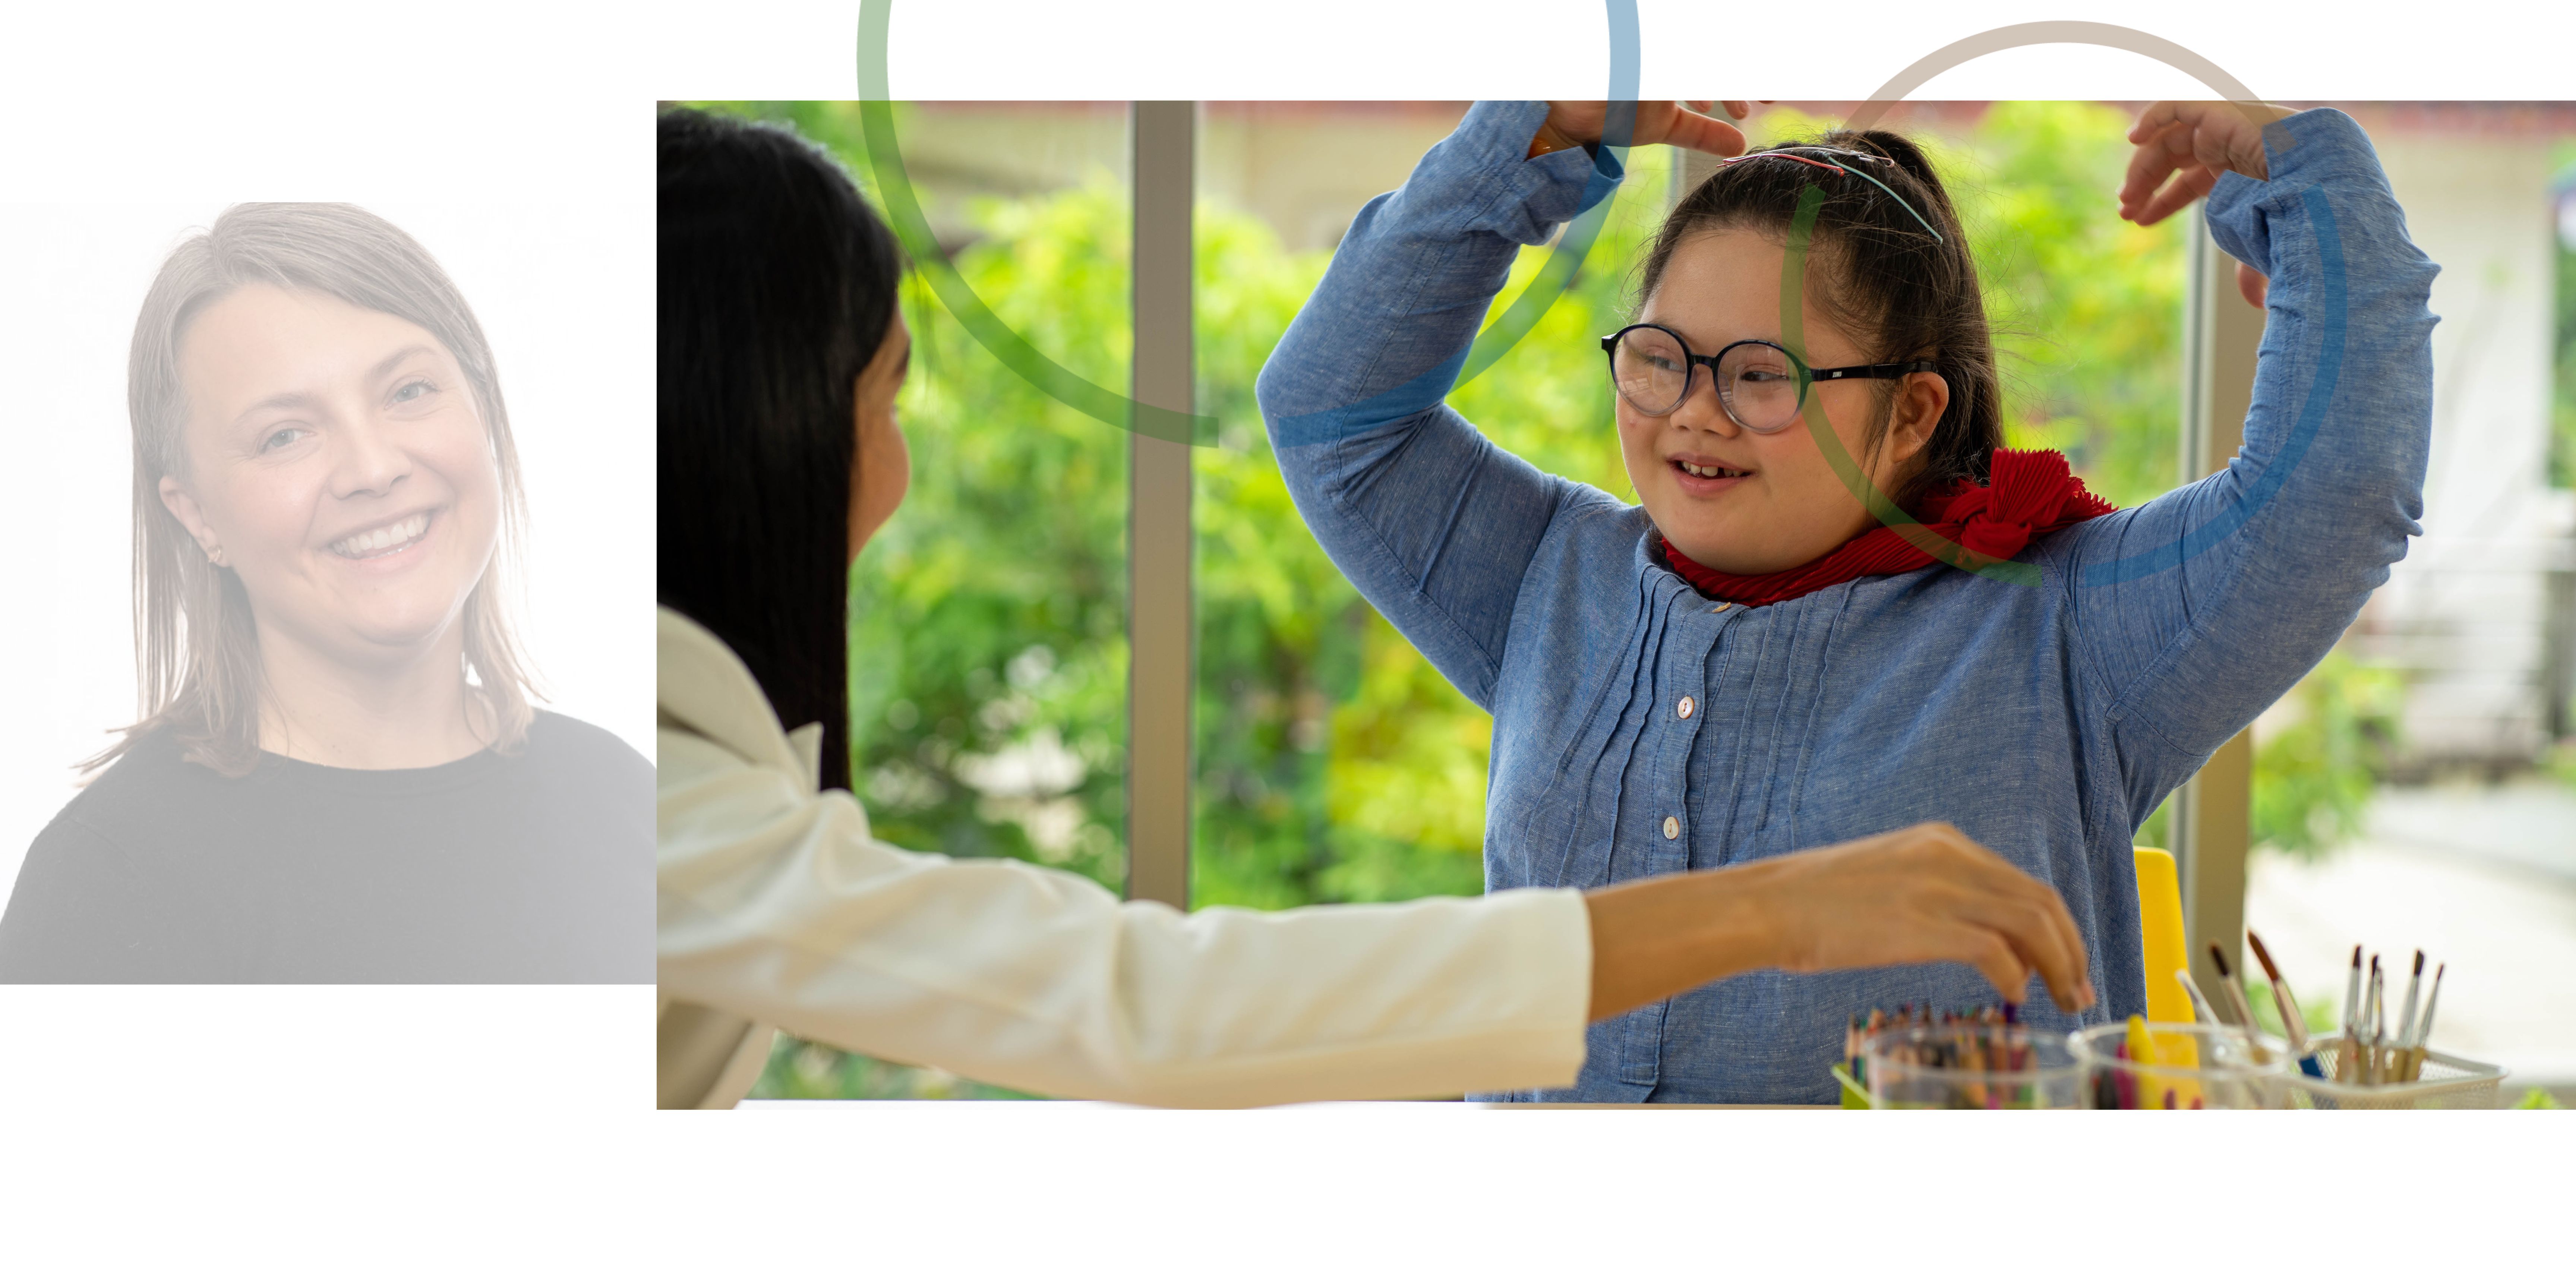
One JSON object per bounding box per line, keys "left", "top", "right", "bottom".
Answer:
{"left": 659, "top": 108, "right": 903, "bottom": 792}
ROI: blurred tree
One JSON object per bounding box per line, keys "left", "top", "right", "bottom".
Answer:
{"left": 2249, "top": 650, "right": 2407, "bottom": 859}
{"left": 2557, "top": 226, "right": 2575, "bottom": 492}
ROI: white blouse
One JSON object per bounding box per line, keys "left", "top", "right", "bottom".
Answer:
{"left": 656, "top": 607, "right": 1592, "bottom": 1109}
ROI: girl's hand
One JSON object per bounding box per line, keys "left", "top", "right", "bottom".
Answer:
{"left": 1733, "top": 821, "right": 2096, "bottom": 1012}
{"left": 2118, "top": 100, "right": 2296, "bottom": 226}
{"left": 1529, "top": 100, "right": 1767, "bottom": 161}
{"left": 2238, "top": 261, "right": 2269, "bottom": 309}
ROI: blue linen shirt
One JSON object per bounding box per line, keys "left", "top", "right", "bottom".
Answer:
{"left": 1254, "top": 100, "right": 2437, "bottom": 1103}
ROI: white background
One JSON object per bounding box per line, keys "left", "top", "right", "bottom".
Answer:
{"left": 0, "top": 1, "right": 2567, "bottom": 1282}
{"left": 0, "top": 202, "right": 654, "bottom": 891}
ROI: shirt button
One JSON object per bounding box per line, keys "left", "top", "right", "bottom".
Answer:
{"left": 1663, "top": 815, "right": 1680, "bottom": 840}
{"left": 1676, "top": 695, "right": 1696, "bottom": 720}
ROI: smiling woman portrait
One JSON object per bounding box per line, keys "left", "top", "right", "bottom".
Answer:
{"left": 0, "top": 203, "right": 650, "bottom": 984}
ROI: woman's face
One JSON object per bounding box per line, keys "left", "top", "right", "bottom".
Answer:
{"left": 160, "top": 283, "right": 502, "bottom": 666}
{"left": 1619, "top": 227, "right": 1948, "bottom": 575}
{"left": 848, "top": 310, "right": 912, "bottom": 563}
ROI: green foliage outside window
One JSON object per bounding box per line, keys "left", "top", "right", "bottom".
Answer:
{"left": 2557, "top": 232, "right": 2576, "bottom": 493}
{"left": 687, "top": 101, "right": 2387, "bottom": 1099}
{"left": 2250, "top": 651, "right": 2408, "bottom": 859}
{"left": 2241, "top": 976, "right": 2342, "bottom": 1042}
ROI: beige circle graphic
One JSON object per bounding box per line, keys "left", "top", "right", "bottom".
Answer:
{"left": 1841, "top": 20, "right": 2271, "bottom": 133}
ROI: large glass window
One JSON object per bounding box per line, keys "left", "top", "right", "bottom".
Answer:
{"left": 1190, "top": 103, "right": 1520, "bottom": 912}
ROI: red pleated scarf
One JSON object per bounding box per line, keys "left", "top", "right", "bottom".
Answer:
{"left": 1660, "top": 448, "right": 2116, "bottom": 608}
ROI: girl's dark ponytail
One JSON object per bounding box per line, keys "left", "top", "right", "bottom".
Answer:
{"left": 1847, "top": 129, "right": 1961, "bottom": 228}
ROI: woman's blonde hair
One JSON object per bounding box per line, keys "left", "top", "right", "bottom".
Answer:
{"left": 86, "top": 203, "right": 540, "bottom": 778}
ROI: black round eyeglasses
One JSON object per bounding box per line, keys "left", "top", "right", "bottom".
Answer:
{"left": 1599, "top": 323, "right": 1935, "bottom": 431}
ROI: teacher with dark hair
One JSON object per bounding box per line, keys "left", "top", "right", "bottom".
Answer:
{"left": 653, "top": 104, "right": 2093, "bottom": 1109}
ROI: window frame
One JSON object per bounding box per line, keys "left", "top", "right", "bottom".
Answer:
{"left": 1125, "top": 100, "right": 1194, "bottom": 908}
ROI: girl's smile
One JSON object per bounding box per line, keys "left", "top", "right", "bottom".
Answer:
{"left": 1620, "top": 227, "right": 1945, "bottom": 577}
{"left": 1668, "top": 452, "right": 1755, "bottom": 498}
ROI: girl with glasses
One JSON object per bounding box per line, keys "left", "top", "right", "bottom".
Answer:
{"left": 1257, "top": 99, "right": 2435, "bottom": 1103}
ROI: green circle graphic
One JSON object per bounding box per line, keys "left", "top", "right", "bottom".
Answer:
{"left": 853, "top": 0, "right": 1641, "bottom": 446}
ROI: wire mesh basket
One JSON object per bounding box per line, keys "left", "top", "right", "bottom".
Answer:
{"left": 2284, "top": 1031, "right": 2506, "bottom": 1109}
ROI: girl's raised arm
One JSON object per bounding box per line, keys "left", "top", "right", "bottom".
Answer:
{"left": 1256, "top": 101, "right": 1723, "bottom": 709}
{"left": 2052, "top": 105, "right": 2437, "bottom": 815}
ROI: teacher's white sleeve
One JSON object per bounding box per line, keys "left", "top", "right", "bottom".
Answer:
{"left": 656, "top": 727, "right": 1592, "bottom": 1108}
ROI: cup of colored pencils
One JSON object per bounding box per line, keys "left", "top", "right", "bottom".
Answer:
{"left": 2067, "top": 1019, "right": 2293, "bottom": 1109}
{"left": 1852, "top": 1006, "right": 2083, "bottom": 1109}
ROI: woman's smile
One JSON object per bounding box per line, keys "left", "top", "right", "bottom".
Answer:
{"left": 163, "top": 282, "right": 503, "bottom": 659}
{"left": 324, "top": 506, "right": 438, "bottom": 565}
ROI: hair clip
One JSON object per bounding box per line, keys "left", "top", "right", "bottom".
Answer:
{"left": 1715, "top": 146, "right": 1945, "bottom": 244}
{"left": 1731, "top": 144, "right": 1891, "bottom": 165}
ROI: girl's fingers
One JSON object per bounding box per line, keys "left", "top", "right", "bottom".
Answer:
{"left": 2237, "top": 260, "right": 2269, "bottom": 309}
{"left": 2118, "top": 119, "right": 2192, "bottom": 209}
{"left": 2220, "top": 122, "right": 2272, "bottom": 184}
{"left": 2191, "top": 120, "right": 2245, "bottom": 184}
{"left": 2130, "top": 100, "right": 2229, "bottom": 145}
{"left": 2130, "top": 101, "right": 2277, "bottom": 186}
{"left": 2119, "top": 120, "right": 2221, "bottom": 225}
{"left": 2127, "top": 100, "right": 2179, "bottom": 143}
{"left": 2133, "top": 166, "right": 2220, "bottom": 226}
{"left": 1662, "top": 106, "right": 1750, "bottom": 158}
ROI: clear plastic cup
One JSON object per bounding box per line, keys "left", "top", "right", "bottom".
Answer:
{"left": 1860, "top": 1023, "right": 2084, "bottom": 1109}
{"left": 2067, "top": 1020, "right": 2294, "bottom": 1109}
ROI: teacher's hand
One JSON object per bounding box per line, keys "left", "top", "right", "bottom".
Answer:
{"left": 2118, "top": 99, "right": 2296, "bottom": 226}
{"left": 1584, "top": 821, "right": 2095, "bottom": 1021}
{"left": 1529, "top": 100, "right": 1767, "bottom": 161}
{"left": 1734, "top": 822, "right": 2094, "bottom": 1010}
